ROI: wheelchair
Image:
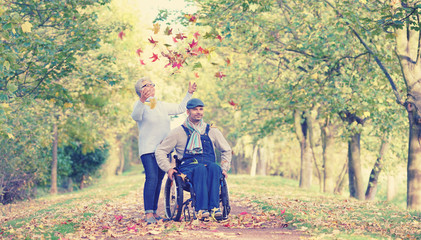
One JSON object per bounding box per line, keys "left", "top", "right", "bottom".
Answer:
{"left": 164, "top": 156, "right": 231, "bottom": 221}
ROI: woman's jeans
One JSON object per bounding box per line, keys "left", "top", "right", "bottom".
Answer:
{"left": 141, "top": 153, "right": 165, "bottom": 213}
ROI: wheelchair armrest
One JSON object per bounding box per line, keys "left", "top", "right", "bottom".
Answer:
{"left": 173, "top": 155, "right": 183, "bottom": 168}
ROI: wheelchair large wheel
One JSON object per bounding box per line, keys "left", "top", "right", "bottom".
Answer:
{"left": 220, "top": 177, "right": 230, "bottom": 219}
{"left": 164, "top": 174, "right": 184, "bottom": 221}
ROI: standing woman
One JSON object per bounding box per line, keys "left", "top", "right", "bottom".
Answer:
{"left": 131, "top": 77, "right": 197, "bottom": 224}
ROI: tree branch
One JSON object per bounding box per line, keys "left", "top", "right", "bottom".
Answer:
{"left": 323, "top": 0, "right": 404, "bottom": 105}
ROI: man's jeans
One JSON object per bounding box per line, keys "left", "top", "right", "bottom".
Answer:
{"left": 178, "top": 160, "right": 222, "bottom": 211}
{"left": 141, "top": 153, "right": 165, "bottom": 213}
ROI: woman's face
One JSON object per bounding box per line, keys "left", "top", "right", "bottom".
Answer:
{"left": 141, "top": 80, "right": 155, "bottom": 97}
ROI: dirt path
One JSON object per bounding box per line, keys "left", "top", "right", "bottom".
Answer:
{"left": 149, "top": 196, "right": 308, "bottom": 240}
{"left": 58, "top": 177, "right": 310, "bottom": 239}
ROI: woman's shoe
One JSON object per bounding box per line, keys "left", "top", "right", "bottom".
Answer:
{"left": 145, "top": 216, "right": 157, "bottom": 224}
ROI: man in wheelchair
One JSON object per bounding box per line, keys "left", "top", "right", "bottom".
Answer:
{"left": 156, "top": 98, "right": 232, "bottom": 220}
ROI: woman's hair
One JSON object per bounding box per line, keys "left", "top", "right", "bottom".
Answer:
{"left": 135, "top": 76, "right": 151, "bottom": 97}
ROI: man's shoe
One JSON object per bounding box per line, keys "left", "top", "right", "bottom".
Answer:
{"left": 211, "top": 208, "right": 222, "bottom": 219}
{"left": 197, "top": 210, "right": 210, "bottom": 219}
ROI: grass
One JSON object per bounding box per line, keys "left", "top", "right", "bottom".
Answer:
{"left": 1, "top": 166, "right": 420, "bottom": 239}
{"left": 227, "top": 174, "right": 421, "bottom": 239}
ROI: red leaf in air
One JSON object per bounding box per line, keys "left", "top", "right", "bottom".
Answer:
{"left": 175, "top": 33, "right": 187, "bottom": 40}
{"left": 139, "top": 59, "right": 146, "bottom": 65}
{"left": 193, "top": 31, "right": 200, "bottom": 40}
{"left": 148, "top": 36, "right": 158, "bottom": 46}
{"left": 239, "top": 212, "right": 248, "bottom": 215}
{"left": 216, "top": 35, "right": 224, "bottom": 42}
{"left": 114, "top": 215, "right": 123, "bottom": 221}
{"left": 194, "top": 72, "right": 199, "bottom": 78}
{"left": 225, "top": 58, "right": 231, "bottom": 65}
{"left": 189, "top": 39, "right": 198, "bottom": 49}
{"left": 280, "top": 209, "right": 286, "bottom": 214}
{"left": 136, "top": 48, "right": 143, "bottom": 56}
{"left": 118, "top": 31, "right": 125, "bottom": 40}
{"left": 172, "top": 62, "right": 182, "bottom": 69}
{"left": 229, "top": 99, "right": 237, "bottom": 106}
{"left": 150, "top": 53, "right": 159, "bottom": 62}
{"left": 215, "top": 71, "right": 226, "bottom": 80}
{"left": 172, "top": 37, "right": 178, "bottom": 43}
{"left": 198, "top": 47, "right": 209, "bottom": 54}
{"left": 185, "top": 14, "right": 197, "bottom": 23}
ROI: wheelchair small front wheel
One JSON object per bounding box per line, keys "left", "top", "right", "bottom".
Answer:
{"left": 164, "top": 174, "right": 184, "bottom": 221}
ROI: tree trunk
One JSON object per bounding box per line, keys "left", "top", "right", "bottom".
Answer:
{"left": 67, "top": 178, "right": 73, "bottom": 192}
{"left": 116, "top": 136, "right": 125, "bottom": 175}
{"left": 334, "top": 159, "right": 348, "bottom": 195}
{"left": 365, "top": 138, "right": 389, "bottom": 200}
{"left": 307, "top": 107, "right": 322, "bottom": 191}
{"left": 80, "top": 175, "right": 85, "bottom": 190}
{"left": 250, "top": 145, "right": 258, "bottom": 176}
{"left": 387, "top": 175, "right": 397, "bottom": 201}
{"left": 407, "top": 116, "right": 421, "bottom": 209}
{"left": 294, "top": 110, "right": 313, "bottom": 188}
{"left": 322, "top": 119, "right": 336, "bottom": 194}
{"left": 50, "top": 122, "right": 58, "bottom": 194}
{"left": 395, "top": 1, "right": 421, "bottom": 210}
{"left": 348, "top": 133, "right": 364, "bottom": 200}
{"left": 257, "top": 147, "right": 267, "bottom": 176}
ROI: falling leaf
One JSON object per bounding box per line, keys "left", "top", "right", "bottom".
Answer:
{"left": 136, "top": 48, "right": 143, "bottom": 56}
{"left": 118, "top": 31, "right": 125, "bottom": 40}
{"left": 150, "top": 53, "right": 159, "bottom": 62}
{"left": 194, "top": 72, "right": 199, "bottom": 78}
{"left": 215, "top": 71, "right": 226, "bottom": 80}
{"left": 185, "top": 14, "right": 197, "bottom": 23}
{"left": 225, "top": 58, "right": 231, "bottom": 66}
{"left": 164, "top": 26, "right": 173, "bottom": 35}
{"left": 192, "top": 62, "right": 202, "bottom": 70}
{"left": 172, "top": 37, "right": 178, "bottom": 43}
{"left": 188, "top": 39, "right": 198, "bottom": 49}
{"left": 229, "top": 99, "right": 237, "bottom": 106}
{"left": 139, "top": 59, "right": 146, "bottom": 65}
{"left": 148, "top": 37, "right": 158, "bottom": 46}
{"left": 172, "top": 62, "right": 182, "bottom": 69}
{"left": 175, "top": 33, "right": 187, "bottom": 40}
{"left": 193, "top": 31, "right": 200, "bottom": 40}
{"left": 280, "top": 209, "right": 286, "bottom": 214}
{"left": 152, "top": 23, "right": 160, "bottom": 34}
{"left": 216, "top": 35, "right": 224, "bottom": 42}
{"left": 21, "top": 22, "right": 32, "bottom": 33}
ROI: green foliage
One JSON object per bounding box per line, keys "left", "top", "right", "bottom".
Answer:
{"left": 0, "top": 0, "right": 111, "bottom": 100}
{"left": 0, "top": 99, "right": 52, "bottom": 204}
{"left": 62, "top": 141, "right": 109, "bottom": 186}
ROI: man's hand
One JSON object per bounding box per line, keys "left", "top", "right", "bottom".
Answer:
{"left": 222, "top": 170, "right": 228, "bottom": 179}
{"left": 188, "top": 82, "right": 197, "bottom": 94}
{"left": 168, "top": 168, "right": 178, "bottom": 181}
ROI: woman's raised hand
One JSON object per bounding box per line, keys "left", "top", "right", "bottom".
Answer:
{"left": 140, "top": 87, "right": 155, "bottom": 103}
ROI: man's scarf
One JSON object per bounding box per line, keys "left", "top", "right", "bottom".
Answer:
{"left": 185, "top": 118, "right": 206, "bottom": 154}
